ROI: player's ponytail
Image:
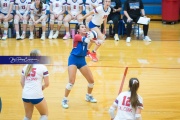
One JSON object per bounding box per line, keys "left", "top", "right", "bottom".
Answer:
{"left": 25, "top": 49, "right": 40, "bottom": 77}
{"left": 37, "top": 1, "right": 43, "bottom": 14}
{"left": 129, "top": 78, "right": 140, "bottom": 108}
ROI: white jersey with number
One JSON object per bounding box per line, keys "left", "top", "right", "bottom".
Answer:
{"left": 22, "top": 64, "right": 49, "bottom": 99}
{"left": 91, "top": 5, "right": 110, "bottom": 25}
{"left": 50, "top": 0, "right": 66, "bottom": 14}
{"left": 113, "top": 91, "right": 143, "bottom": 120}
{"left": 66, "top": 0, "right": 83, "bottom": 16}
{"left": 30, "top": 2, "right": 46, "bottom": 16}
{"left": 15, "top": 0, "right": 31, "bottom": 14}
{"left": 85, "top": 0, "right": 102, "bottom": 11}
{"left": 0, "top": 0, "right": 14, "bottom": 14}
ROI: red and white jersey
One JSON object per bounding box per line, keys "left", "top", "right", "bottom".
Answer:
{"left": 85, "top": 0, "right": 102, "bottom": 11}
{"left": 66, "top": 0, "right": 83, "bottom": 16}
{"left": 113, "top": 91, "right": 143, "bottom": 120}
{"left": 30, "top": 2, "right": 46, "bottom": 16}
{"left": 15, "top": 0, "right": 31, "bottom": 14}
{"left": 22, "top": 64, "right": 49, "bottom": 99}
{"left": 0, "top": 0, "right": 14, "bottom": 14}
{"left": 50, "top": 0, "right": 66, "bottom": 14}
{"left": 91, "top": 5, "right": 111, "bottom": 25}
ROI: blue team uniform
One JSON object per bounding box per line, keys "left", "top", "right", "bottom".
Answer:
{"left": 68, "top": 34, "right": 88, "bottom": 69}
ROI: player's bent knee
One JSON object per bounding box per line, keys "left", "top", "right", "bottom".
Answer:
{"left": 66, "top": 83, "right": 73, "bottom": 90}
{"left": 64, "top": 22, "right": 69, "bottom": 27}
{"left": 58, "top": 21, "right": 62, "bottom": 26}
{"left": 3, "top": 22, "right": 8, "bottom": 28}
{"left": 14, "top": 19, "right": 19, "bottom": 24}
{"left": 88, "top": 83, "right": 94, "bottom": 88}
{"left": 42, "top": 21, "right": 46, "bottom": 26}
{"left": 23, "top": 20, "right": 27, "bottom": 24}
{"left": 40, "top": 115, "right": 48, "bottom": 120}
{"left": 50, "top": 19, "right": 54, "bottom": 25}
{"left": 29, "top": 21, "right": 34, "bottom": 25}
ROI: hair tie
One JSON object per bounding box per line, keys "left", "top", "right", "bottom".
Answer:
{"left": 133, "top": 79, "right": 138, "bottom": 84}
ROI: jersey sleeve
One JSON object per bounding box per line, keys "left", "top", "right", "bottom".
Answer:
{"left": 43, "top": 65, "right": 49, "bottom": 77}
{"left": 49, "top": 0, "right": 53, "bottom": 5}
{"left": 66, "top": 0, "right": 70, "bottom": 6}
{"left": 42, "top": 3, "right": 46, "bottom": 12}
{"left": 10, "top": 0, "right": 14, "bottom": 3}
{"left": 30, "top": 3, "right": 34, "bottom": 10}
{"left": 28, "top": 0, "right": 31, "bottom": 4}
{"left": 138, "top": 95, "right": 143, "bottom": 109}
{"left": 74, "top": 34, "right": 82, "bottom": 42}
{"left": 79, "top": 0, "right": 84, "bottom": 6}
{"left": 85, "top": 0, "right": 90, "bottom": 6}
{"left": 123, "top": 0, "right": 128, "bottom": 11}
{"left": 93, "top": 5, "right": 101, "bottom": 14}
{"left": 62, "top": 0, "right": 66, "bottom": 6}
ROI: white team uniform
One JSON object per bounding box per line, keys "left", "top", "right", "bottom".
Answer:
{"left": 0, "top": 0, "right": 14, "bottom": 14}
{"left": 85, "top": 0, "right": 102, "bottom": 11}
{"left": 15, "top": 0, "right": 31, "bottom": 14}
{"left": 91, "top": 5, "right": 111, "bottom": 25}
{"left": 30, "top": 2, "right": 46, "bottom": 17}
{"left": 113, "top": 91, "right": 143, "bottom": 120}
{"left": 50, "top": 0, "right": 66, "bottom": 14}
{"left": 22, "top": 64, "right": 49, "bottom": 99}
{"left": 66, "top": 0, "right": 83, "bottom": 16}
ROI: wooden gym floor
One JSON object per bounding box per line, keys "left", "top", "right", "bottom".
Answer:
{"left": 0, "top": 21, "right": 180, "bottom": 120}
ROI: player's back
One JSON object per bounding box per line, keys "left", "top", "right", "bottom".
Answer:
{"left": 22, "top": 64, "right": 48, "bottom": 99}
{"left": 114, "top": 91, "right": 137, "bottom": 120}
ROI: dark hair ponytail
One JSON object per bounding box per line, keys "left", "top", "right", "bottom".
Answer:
{"left": 37, "top": 1, "right": 43, "bottom": 14}
{"left": 129, "top": 78, "right": 140, "bottom": 108}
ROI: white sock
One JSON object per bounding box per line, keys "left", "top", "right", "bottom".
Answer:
{"left": 66, "top": 32, "right": 70, "bottom": 36}
{"left": 30, "top": 32, "right": 33, "bottom": 36}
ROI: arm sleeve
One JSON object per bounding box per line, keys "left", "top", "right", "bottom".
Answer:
{"left": 140, "top": 0, "right": 144, "bottom": 9}
{"left": 74, "top": 34, "right": 83, "bottom": 42}
{"left": 43, "top": 66, "right": 49, "bottom": 77}
{"left": 93, "top": 6, "right": 101, "bottom": 14}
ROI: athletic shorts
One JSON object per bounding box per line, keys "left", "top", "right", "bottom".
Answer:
{"left": 68, "top": 54, "right": 86, "bottom": 69}
{"left": 22, "top": 98, "right": 44, "bottom": 104}
{"left": 88, "top": 21, "right": 100, "bottom": 29}
{"left": 0, "top": 12, "right": 14, "bottom": 16}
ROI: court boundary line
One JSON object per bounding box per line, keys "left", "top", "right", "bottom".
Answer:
{"left": 118, "top": 67, "right": 128, "bottom": 94}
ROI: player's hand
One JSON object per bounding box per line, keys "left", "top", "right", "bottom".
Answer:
{"left": 127, "top": 17, "right": 132, "bottom": 23}
{"left": 55, "top": 14, "right": 58, "bottom": 18}
{"left": 78, "top": 17, "right": 83, "bottom": 22}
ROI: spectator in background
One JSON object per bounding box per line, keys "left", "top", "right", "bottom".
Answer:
{"left": 14, "top": 0, "right": 31, "bottom": 40}
{"left": 29, "top": 0, "right": 47, "bottom": 40}
{"left": 102, "top": 0, "right": 121, "bottom": 41}
{"left": 48, "top": 0, "right": 66, "bottom": 39}
{"left": 123, "top": 0, "right": 151, "bottom": 43}
{"left": 0, "top": 0, "right": 14, "bottom": 40}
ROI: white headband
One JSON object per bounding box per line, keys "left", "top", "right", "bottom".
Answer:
{"left": 133, "top": 79, "right": 138, "bottom": 84}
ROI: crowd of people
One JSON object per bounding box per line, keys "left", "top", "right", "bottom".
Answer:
{"left": 0, "top": 0, "right": 151, "bottom": 42}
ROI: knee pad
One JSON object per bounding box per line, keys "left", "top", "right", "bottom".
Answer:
{"left": 64, "top": 22, "right": 69, "bottom": 27}
{"left": 78, "top": 21, "right": 83, "bottom": 25}
{"left": 58, "top": 21, "right": 62, "bottom": 26}
{"left": 3, "top": 22, "right": 8, "bottom": 28}
{"left": 23, "top": 20, "right": 27, "bottom": 24}
{"left": 42, "top": 21, "right": 46, "bottom": 26}
{"left": 29, "top": 21, "right": 34, "bottom": 25}
{"left": 23, "top": 116, "right": 31, "bottom": 120}
{"left": 66, "top": 83, "right": 73, "bottom": 90}
{"left": 86, "top": 22, "right": 89, "bottom": 27}
{"left": 50, "top": 19, "right": 54, "bottom": 25}
{"left": 14, "top": 19, "right": 19, "bottom": 24}
{"left": 88, "top": 83, "right": 94, "bottom": 88}
{"left": 40, "top": 115, "right": 48, "bottom": 120}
